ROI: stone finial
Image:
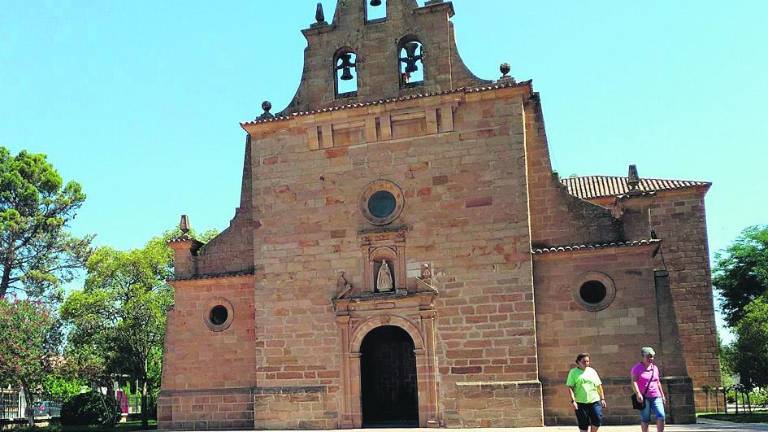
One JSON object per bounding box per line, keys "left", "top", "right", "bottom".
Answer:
{"left": 627, "top": 164, "right": 640, "bottom": 191}
{"left": 315, "top": 3, "right": 325, "bottom": 23}
{"left": 259, "top": 100, "right": 274, "bottom": 119}
{"left": 499, "top": 63, "right": 515, "bottom": 83}
{"left": 179, "top": 215, "right": 190, "bottom": 234}
{"left": 500, "top": 63, "right": 511, "bottom": 78}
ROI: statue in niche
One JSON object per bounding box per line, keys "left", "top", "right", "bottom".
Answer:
{"left": 376, "top": 261, "right": 394, "bottom": 292}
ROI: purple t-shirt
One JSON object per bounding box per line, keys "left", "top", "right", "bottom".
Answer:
{"left": 631, "top": 363, "right": 662, "bottom": 398}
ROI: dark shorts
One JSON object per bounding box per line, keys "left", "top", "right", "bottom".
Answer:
{"left": 575, "top": 401, "right": 603, "bottom": 430}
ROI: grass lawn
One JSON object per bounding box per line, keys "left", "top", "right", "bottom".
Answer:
{"left": 699, "top": 412, "right": 768, "bottom": 423}
{"left": 9, "top": 420, "right": 157, "bottom": 431}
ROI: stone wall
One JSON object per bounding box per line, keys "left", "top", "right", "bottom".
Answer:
{"left": 534, "top": 246, "right": 664, "bottom": 425}
{"left": 158, "top": 389, "right": 253, "bottom": 431}
{"left": 616, "top": 189, "right": 721, "bottom": 410}
{"left": 253, "top": 387, "right": 335, "bottom": 429}
{"left": 243, "top": 84, "right": 543, "bottom": 428}
{"left": 158, "top": 276, "right": 256, "bottom": 430}
{"left": 452, "top": 381, "right": 543, "bottom": 428}
{"left": 523, "top": 96, "right": 622, "bottom": 248}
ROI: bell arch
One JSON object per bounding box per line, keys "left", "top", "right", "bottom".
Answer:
{"left": 398, "top": 35, "right": 425, "bottom": 87}
{"left": 364, "top": 0, "right": 387, "bottom": 22}
{"left": 334, "top": 47, "right": 359, "bottom": 97}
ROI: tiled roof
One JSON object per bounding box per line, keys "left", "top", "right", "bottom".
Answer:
{"left": 171, "top": 269, "right": 255, "bottom": 282}
{"left": 532, "top": 239, "right": 661, "bottom": 255}
{"left": 240, "top": 79, "right": 531, "bottom": 127}
{"left": 561, "top": 176, "right": 710, "bottom": 200}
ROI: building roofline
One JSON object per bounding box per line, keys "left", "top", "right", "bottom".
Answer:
{"left": 532, "top": 239, "right": 661, "bottom": 256}
{"left": 561, "top": 175, "right": 711, "bottom": 201}
{"left": 240, "top": 79, "right": 532, "bottom": 128}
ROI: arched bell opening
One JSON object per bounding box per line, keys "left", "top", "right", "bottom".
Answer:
{"left": 360, "top": 326, "right": 419, "bottom": 427}
{"left": 398, "top": 37, "right": 424, "bottom": 88}
{"left": 334, "top": 49, "right": 359, "bottom": 98}
{"left": 365, "top": 0, "right": 387, "bottom": 23}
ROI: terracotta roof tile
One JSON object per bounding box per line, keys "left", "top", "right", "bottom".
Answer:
{"left": 532, "top": 239, "right": 661, "bottom": 255}
{"left": 240, "top": 80, "right": 532, "bottom": 127}
{"left": 561, "top": 176, "right": 710, "bottom": 200}
{"left": 171, "top": 269, "right": 255, "bottom": 282}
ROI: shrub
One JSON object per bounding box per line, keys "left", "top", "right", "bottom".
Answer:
{"left": 60, "top": 391, "right": 119, "bottom": 426}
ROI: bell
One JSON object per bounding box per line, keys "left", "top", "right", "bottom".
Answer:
{"left": 337, "top": 53, "right": 355, "bottom": 81}
{"left": 340, "top": 66, "right": 354, "bottom": 81}
{"left": 370, "top": 0, "right": 382, "bottom": 6}
{"left": 403, "top": 42, "right": 421, "bottom": 73}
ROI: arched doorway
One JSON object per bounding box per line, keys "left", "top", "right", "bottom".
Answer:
{"left": 360, "top": 326, "right": 419, "bottom": 427}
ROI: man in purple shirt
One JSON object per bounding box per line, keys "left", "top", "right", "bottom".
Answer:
{"left": 631, "top": 346, "right": 668, "bottom": 432}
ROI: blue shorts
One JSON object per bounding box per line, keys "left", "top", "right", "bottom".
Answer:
{"left": 575, "top": 401, "right": 603, "bottom": 430}
{"left": 640, "top": 397, "right": 666, "bottom": 423}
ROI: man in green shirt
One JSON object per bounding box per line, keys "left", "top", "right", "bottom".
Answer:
{"left": 566, "top": 352, "right": 607, "bottom": 432}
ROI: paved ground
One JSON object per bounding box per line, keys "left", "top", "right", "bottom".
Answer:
{"left": 165, "top": 421, "right": 768, "bottom": 432}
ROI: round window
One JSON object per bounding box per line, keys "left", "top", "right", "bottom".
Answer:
{"left": 368, "top": 191, "right": 397, "bottom": 219}
{"left": 579, "top": 281, "right": 607, "bottom": 305}
{"left": 573, "top": 272, "right": 616, "bottom": 312}
{"left": 209, "top": 305, "right": 229, "bottom": 326}
{"left": 359, "top": 180, "right": 405, "bottom": 225}
{"left": 204, "top": 298, "right": 234, "bottom": 332}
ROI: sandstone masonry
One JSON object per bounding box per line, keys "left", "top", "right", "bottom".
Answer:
{"left": 158, "top": 1, "right": 719, "bottom": 429}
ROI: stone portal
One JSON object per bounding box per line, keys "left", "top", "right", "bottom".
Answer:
{"left": 360, "top": 326, "right": 418, "bottom": 427}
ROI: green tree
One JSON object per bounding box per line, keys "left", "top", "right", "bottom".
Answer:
{"left": 713, "top": 225, "right": 768, "bottom": 327}
{"left": 0, "top": 299, "right": 56, "bottom": 426}
{"left": 42, "top": 374, "right": 87, "bottom": 402}
{"left": 61, "top": 235, "right": 175, "bottom": 429}
{"left": 731, "top": 295, "right": 768, "bottom": 391}
{"left": 0, "top": 147, "right": 92, "bottom": 301}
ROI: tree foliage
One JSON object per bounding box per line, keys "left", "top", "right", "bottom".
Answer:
{"left": 0, "top": 146, "right": 92, "bottom": 301}
{"left": 60, "top": 391, "right": 119, "bottom": 426}
{"left": 61, "top": 235, "right": 175, "bottom": 429}
{"left": 731, "top": 295, "right": 768, "bottom": 390}
{"left": 713, "top": 225, "right": 768, "bottom": 327}
{"left": 42, "top": 373, "right": 87, "bottom": 402}
{"left": 0, "top": 299, "right": 56, "bottom": 426}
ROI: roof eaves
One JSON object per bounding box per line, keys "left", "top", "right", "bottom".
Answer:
{"left": 532, "top": 239, "right": 661, "bottom": 255}
{"left": 240, "top": 80, "right": 532, "bottom": 127}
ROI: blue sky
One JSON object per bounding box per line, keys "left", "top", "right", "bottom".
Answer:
{"left": 2, "top": 1, "right": 766, "bottom": 340}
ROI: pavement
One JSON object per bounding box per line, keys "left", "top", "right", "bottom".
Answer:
{"left": 160, "top": 421, "right": 768, "bottom": 432}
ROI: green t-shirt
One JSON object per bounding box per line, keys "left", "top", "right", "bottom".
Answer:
{"left": 566, "top": 367, "right": 602, "bottom": 404}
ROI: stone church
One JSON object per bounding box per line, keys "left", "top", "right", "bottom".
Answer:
{"left": 158, "top": 0, "right": 720, "bottom": 429}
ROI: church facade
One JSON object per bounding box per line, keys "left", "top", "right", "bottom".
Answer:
{"left": 158, "top": 1, "right": 720, "bottom": 429}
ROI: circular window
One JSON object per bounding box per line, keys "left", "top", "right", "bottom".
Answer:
{"left": 360, "top": 180, "right": 405, "bottom": 225}
{"left": 573, "top": 272, "right": 616, "bottom": 312}
{"left": 579, "top": 281, "right": 607, "bottom": 305}
{"left": 209, "top": 305, "right": 228, "bottom": 326}
{"left": 203, "top": 298, "right": 234, "bottom": 332}
{"left": 368, "top": 191, "right": 397, "bottom": 219}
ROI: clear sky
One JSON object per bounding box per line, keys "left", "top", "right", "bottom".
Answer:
{"left": 2, "top": 1, "right": 766, "bottom": 340}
